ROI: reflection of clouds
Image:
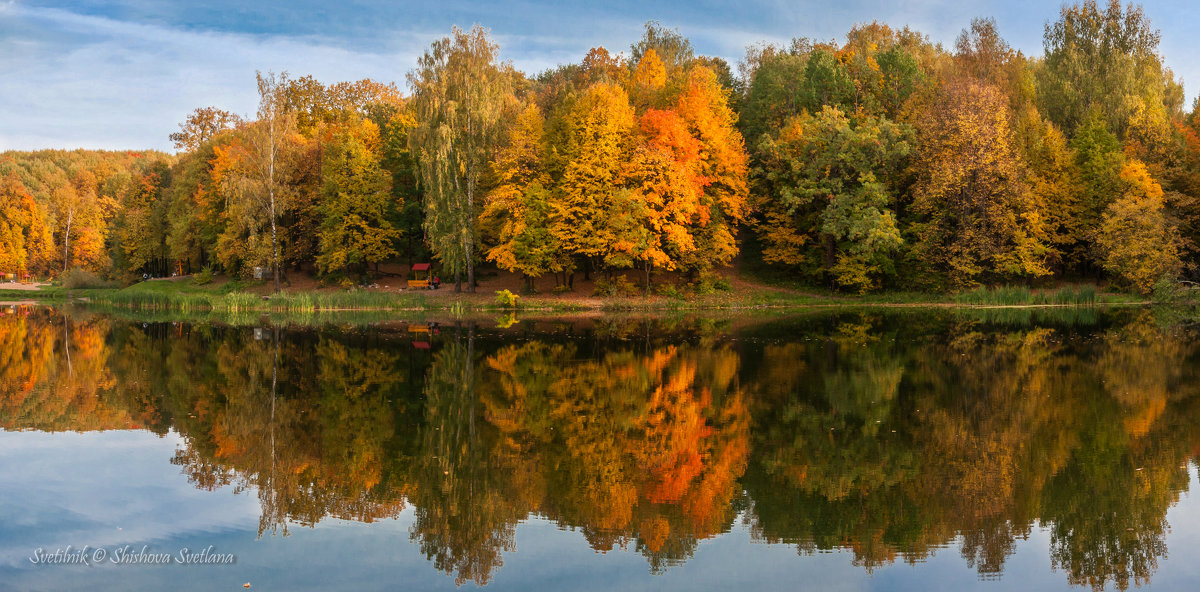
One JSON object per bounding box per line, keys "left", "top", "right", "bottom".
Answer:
{"left": 0, "top": 429, "right": 258, "bottom": 568}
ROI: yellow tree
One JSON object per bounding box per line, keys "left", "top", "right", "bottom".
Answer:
{"left": 482, "top": 103, "right": 563, "bottom": 290}
{"left": 316, "top": 118, "right": 401, "bottom": 276}
{"left": 553, "top": 82, "right": 638, "bottom": 272}
{"left": 211, "top": 72, "right": 298, "bottom": 290}
{"left": 0, "top": 174, "right": 53, "bottom": 275}
{"left": 1014, "top": 107, "right": 1080, "bottom": 273}
{"left": 911, "top": 80, "right": 1050, "bottom": 286}
{"left": 49, "top": 170, "right": 108, "bottom": 272}
{"left": 629, "top": 48, "right": 667, "bottom": 108}
{"left": 1096, "top": 159, "right": 1179, "bottom": 293}
{"left": 620, "top": 142, "right": 700, "bottom": 289}
{"left": 170, "top": 107, "right": 242, "bottom": 152}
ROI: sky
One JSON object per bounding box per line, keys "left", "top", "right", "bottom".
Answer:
{"left": 1, "top": 0, "right": 1198, "bottom": 152}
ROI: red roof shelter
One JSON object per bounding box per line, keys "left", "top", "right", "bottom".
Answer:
{"left": 408, "top": 264, "right": 434, "bottom": 289}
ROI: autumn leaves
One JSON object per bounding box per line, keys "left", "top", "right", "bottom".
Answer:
{"left": 745, "top": 4, "right": 1193, "bottom": 294}
{"left": 414, "top": 27, "right": 748, "bottom": 294}
{"left": 2, "top": 3, "right": 1196, "bottom": 296}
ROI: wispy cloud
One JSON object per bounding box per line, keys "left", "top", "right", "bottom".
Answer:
{"left": 0, "top": 5, "right": 437, "bottom": 151}
{"left": 1, "top": 1, "right": 1196, "bottom": 151}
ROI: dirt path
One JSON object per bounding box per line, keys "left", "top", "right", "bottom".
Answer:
{"left": 0, "top": 283, "right": 50, "bottom": 291}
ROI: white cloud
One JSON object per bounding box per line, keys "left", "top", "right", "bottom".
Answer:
{"left": 0, "top": 5, "right": 437, "bottom": 151}
{"left": 1, "top": 1, "right": 1196, "bottom": 153}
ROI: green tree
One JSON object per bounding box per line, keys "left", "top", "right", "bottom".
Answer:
{"left": 1039, "top": 0, "right": 1180, "bottom": 136}
{"left": 754, "top": 106, "right": 912, "bottom": 291}
{"left": 408, "top": 26, "right": 514, "bottom": 292}
{"left": 1071, "top": 113, "right": 1125, "bottom": 267}
{"left": 316, "top": 120, "right": 401, "bottom": 276}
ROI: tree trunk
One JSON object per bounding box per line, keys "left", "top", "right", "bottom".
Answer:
{"left": 266, "top": 95, "right": 281, "bottom": 294}
{"left": 270, "top": 200, "right": 281, "bottom": 293}
{"left": 62, "top": 210, "right": 73, "bottom": 271}
{"left": 465, "top": 186, "right": 476, "bottom": 293}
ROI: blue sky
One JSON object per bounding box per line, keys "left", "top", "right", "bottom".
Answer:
{"left": 1, "top": 0, "right": 1198, "bottom": 152}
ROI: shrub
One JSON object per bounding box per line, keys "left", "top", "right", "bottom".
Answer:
{"left": 61, "top": 268, "right": 115, "bottom": 290}
{"left": 692, "top": 273, "right": 732, "bottom": 295}
{"left": 593, "top": 275, "right": 638, "bottom": 297}
{"left": 494, "top": 289, "right": 519, "bottom": 308}
{"left": 1152, "top": 277, "right": 1188, "bottom": 304}
{"left": 655, "top": 283, "right": 683, "bottom": 299}
{"left": 193, "top": 265, "right": 215, "bottom": 286}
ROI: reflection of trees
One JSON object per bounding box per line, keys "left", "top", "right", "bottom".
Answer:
{"left": 407, "top": 327, "right": 529, "bottom": 586}
{"left": 743, "top": 313, "right": 1199, "bottom": 589}
{"left": 0, "top": 309, "right": 126, "bottom": 430}
{"left": 5, "top": 310, "right": 1200, "bottom": 590}
{"left": 1039, "top": 312, "right": 1193, "bottom": 591}
{"left": 474, "top": 336, "right": 751, "bottom": 574}
{"left": 151, "top": 327, "right": 413, "bottom": 535}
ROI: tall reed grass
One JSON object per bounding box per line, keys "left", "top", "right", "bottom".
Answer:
{"left": 954, "top": 284, "right": 1098, "bottom": 306}
{"left": 91, "top": 289, "right": 429, "bottom": 313}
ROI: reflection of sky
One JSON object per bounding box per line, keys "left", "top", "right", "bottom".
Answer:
{"left": 1, "top": 429, "right": 1198, "bottom": 591}
{"left": 2, "top": 0, "right": 1199, "bottom": 152}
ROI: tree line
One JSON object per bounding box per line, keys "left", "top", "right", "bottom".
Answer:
{"left": 1, "top": 1, "right": 1197, "bottom": 294}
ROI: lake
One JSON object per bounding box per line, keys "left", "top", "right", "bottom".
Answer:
{"left": 1, "top": 305, "right": 1198, "bottom": 591}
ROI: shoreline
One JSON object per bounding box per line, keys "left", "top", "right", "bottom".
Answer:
{"left": 0, "top": 285, "right": 1151, "bottom": 316}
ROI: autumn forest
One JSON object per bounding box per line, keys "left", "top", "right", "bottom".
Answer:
{"left": 1, "top": 1, "right": 1197, "bottom": 295}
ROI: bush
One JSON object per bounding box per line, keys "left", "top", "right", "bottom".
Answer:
{"left": 655, "top": 283, "right": 683, "bottom": 299}
{"left": 593, "top": 275, "right": 638, "bottom": 297}
{"left": 193, "top": 265, "right": 215, "bottom": 286}
{"left": 551, "top": 284, "right": 573, "bottom": 295}
{"left": 1152, "top": 276, "right": 1188, "bottom": 303}
{"left": 691, "top": 273, "right": 732, "bottom": 295}
{"left": 61, "top": 268, "right": 115, "bottom": 290}
{"left": 494, "top": 289, "right": 519, "bottom": 308}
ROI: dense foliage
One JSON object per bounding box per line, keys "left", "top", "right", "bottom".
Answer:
{"left": 3, "top": 3, "right": 1198, "bottom": 294}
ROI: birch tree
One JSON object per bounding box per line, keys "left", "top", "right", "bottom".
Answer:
{"left": 213, "top": 72, "right": 296, "bottom": 291}
{"left": 408, "top": 26, "right": 513, "bottom": 292}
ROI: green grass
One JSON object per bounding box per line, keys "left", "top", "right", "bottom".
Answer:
{"left": 85, "top": 283, "right": 431, "bottom": 313}
{"left": 953, "top": 284, "right": 1106, "bottom": 306}
{"left": 0, "top": 286, "right": 69, "bottom": 300}
{"left": 2, "top": 273, "right": 1148, "bottom": 318}
{"left": 75, "top": 279, "right": 588, "bottom": 314}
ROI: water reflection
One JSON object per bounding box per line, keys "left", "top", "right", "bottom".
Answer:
{"left": 1, "top": 307, "right": 1198, "bottom": 590}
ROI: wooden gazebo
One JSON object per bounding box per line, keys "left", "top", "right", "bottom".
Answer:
{"left": 408, "top": 263, "right": 433, "bottom": 289}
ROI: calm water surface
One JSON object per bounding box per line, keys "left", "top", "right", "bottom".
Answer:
{"left": 1, "top": 306, "right": 1199, "bottom": 591}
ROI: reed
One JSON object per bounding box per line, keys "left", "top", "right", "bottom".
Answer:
{"left": 955, "top": 285, "right": 1098, "bottom": 306}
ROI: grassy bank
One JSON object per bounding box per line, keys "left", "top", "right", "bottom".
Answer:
{"left": 70, "top": 279, "right": 590, "bottom": 314}
{"left": 3, "top": 277, "right": 1147, "bottom": 315}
